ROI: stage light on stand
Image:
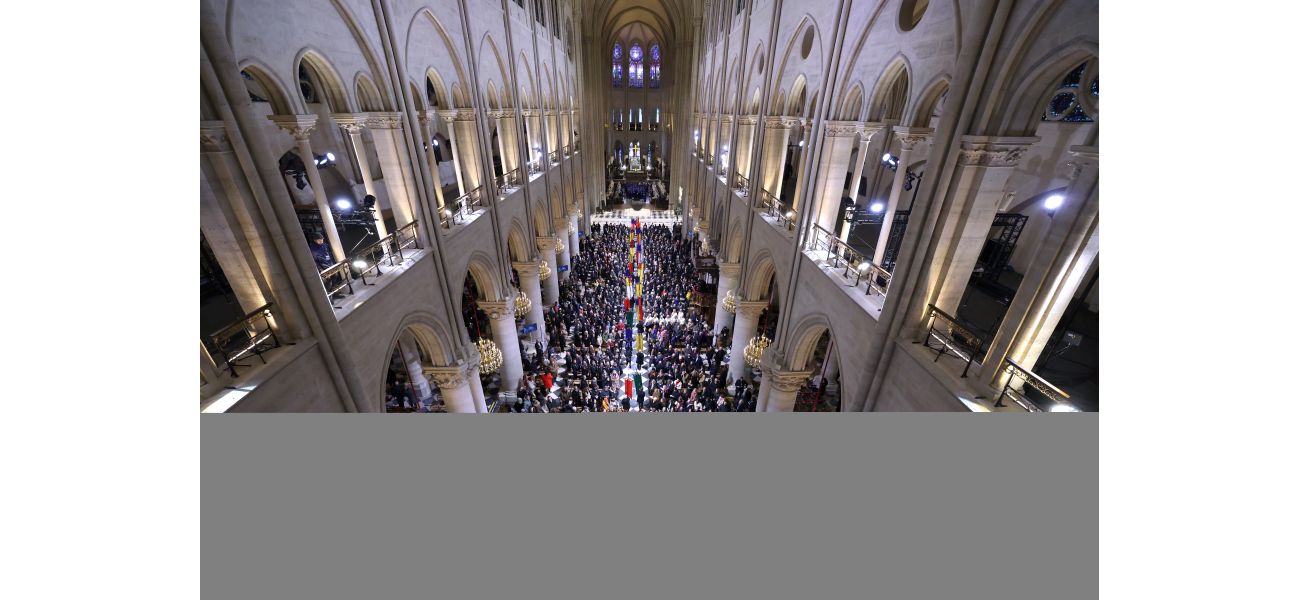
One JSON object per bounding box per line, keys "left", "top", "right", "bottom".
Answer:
{"left": 352, "top": 260, "right": 368, "bottom": 270}
{"left": 1044, "top": 194, "right": 1065, "bottom": 211}
{"left": 870, "top": 202, "right": 885, "bottom": 213}
{"left": 336, "top": 199, "right": 352, "bottom": 210}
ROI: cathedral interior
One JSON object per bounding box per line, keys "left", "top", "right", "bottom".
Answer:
{"left": 199, "top": 0, "right": 1099, "bottom": 413}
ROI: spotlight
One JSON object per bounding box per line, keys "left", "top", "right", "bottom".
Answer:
{"left": 798, "top": 140, "right": 805, "bottom": 147}
{"left": 336, "top": 199, "right": 352, "bottom": 210}
{"left": 869, "top": 202, "right": 885, "bottom": 213}
{"left": 785, "top": 211, "right": 794, "bottom": 219}
{"left": 1044, "top": 194, "right": 1065, "bottom": 210}
{"left": 881, "top": 153, "right": 892, "bottom": 163}
{"left": 326, "top": 152, "right": 335, "bottom": 162}
{"left": 432, "top": 139, "right": 440, "bottom": 146}
{"left": 352, "top": 260, "right": 368, "bottom": 270}
{"left": 1049, "top": 403, "right": 1079, "bottom": 413}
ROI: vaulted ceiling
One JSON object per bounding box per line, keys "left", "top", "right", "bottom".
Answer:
{"left": 590, "top": 0, "right": 695, "bottom": 49}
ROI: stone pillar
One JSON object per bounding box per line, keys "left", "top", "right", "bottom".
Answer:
{"left": 568, "top": 214, "right": 581, "bottom": 258}
{"left": 930, "top": 137, "right": 1039, "bottom": 314}
{"left": 812, "top": 121, "right": 864, "bottom": 235}
{"left": 489, "top": 110, "right": 519, "bottom": 179}
{"left": 873, "top": 127, "right": 933, "bottom": 265}
{"left": 513, "top": 261, "right": 547, "bottom": 348}
{"left": 200, "top": 161, "right": 268, "bottom": 315}
{"left": 468, "top": 364, "right": 488, "bottom": 413}
{"left": 760, "top": 117, "right": 795, "bottom": 197}
{"left": 425, "top": 365, "right": 477, "bottom": 413}
{"left": 728, "top": 301, "right": 767, "bottom": 387}
{"left": 365, "top": 113, "right": 419, "bottom": 227}
{"left": 553, "top": 219, "right": 572, "bottom": 282}
{"left": 841, "top": 123, "right": 884, "bottom": 240}
{"left": 980, "top": 147, "right": 1099, "bottom": 389}
{"left": 537, "top": 236, "right": 560, "bottom": 306}
{"left": 398, "top": 335, "right": 434, "bottom": 406}
{"left": 480, "top": 300, "right": 524, "bottom": 391}
{"left": 417, "top": 110, "right": 448, "bottom": 212}
{"left": 523, "top": 109, "right": 543, "bottom": 169}
{"left": 713, "top": 261, "right": 740, "bottom": 335}
{"left": 268, "top": 114, "right": 345, "bottom": 262}
{"left": 333, "top": 114, "right": 389, "bottom": 240}
{"left": 735, "top": 115, "right": 757, "bottom": 180}
{"left": 545, "top": 110, "right": 560, "bottom": 159}
{"left": 763, "top": 368, "right": 813, "bottom": 413}
{"left": 717, "top": 115, "right": 734, "bottom": 175}
{"left": 823, "top": 344, "right": 841, "bottom": 396}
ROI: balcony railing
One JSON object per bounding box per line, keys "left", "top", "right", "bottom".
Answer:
{"left": 562, "top": 145, "right": 571, "bottom": 157}
{"left": 441, "top": 186, "right": 484, "bottom": 228}
{"left": 919, "top": 304, "right": 983, "bottom": 378}
{"left": 757, "top": 189, "right": 796, "bottom": 231}
{"left": 733, "top": 173, "right": 750, "bottom": 196}
{"left": 320, "top": 221, "right": 422, "bottom": 306}
{"left": 496, "top": 168, "right": 522, "bottom": 199}
{"left": 997, "top": 359, "right": 1073, "bottom": 412}
{"left": 705, "top": 153, "right": 714, "bottom": 166}
{"left": 805, "top": 224, "right": 892, "bottom": 297}
{"left": 205, "top": 303, "right": 281, "bottom": 378}
{"left": 549, "top": 150, "right": 559, "bottom": 164}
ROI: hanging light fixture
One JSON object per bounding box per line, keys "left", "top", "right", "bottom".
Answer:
{"left": 476, "top": 337, "right": 503, "bottom": 375}
{"left": 744, "top": 334, "right": 771, "bottom": 369}
{"left": 721, "top": 289, "right": 737, "bottom": 314}
{"left": 514, "top": 289, "right": 532, "bottom": 317}
{"left": 555, "top": 239, "right": 565, "bottom": 254}
{"left": 538, "top": 259, "right": 552, "bottom": 281}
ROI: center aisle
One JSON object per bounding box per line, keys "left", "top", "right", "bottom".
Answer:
{"left": 514, "top": 210, "right": 756, "bottom": 413}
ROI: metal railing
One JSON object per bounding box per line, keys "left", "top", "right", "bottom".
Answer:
{"left": 919, "top": 304, "right": 983, "bottom": 378}
{"left": 562, "top": 145, "right": 571, "bottom": 157}
{"left": 496, "top": 168, "right": 522, "bottom": 199}
{"left": 441, "top": 186, "right": 484, "bottom": 228}
{"left": 996, "top": 359, "right": 1071, "bottom": 412}
{"left": 733, "top": 173, "right": 750, "bottom": 197}
{"left": 758, "top": 188, "right": 796, "bottom": 231}
{"left": 319, "top": 221, "right": 423, "bottom": 305}
{"left": 705, "top": 153, "right": 714, "bottom": 166}
{"left": 805, "top": 224, "right": 892, "bottom": 297}
{"left": 205, "top": 303, "right": 281, "bottom": 378}
{"left": 549, "top": 150, "right": 559, "bottom": 164}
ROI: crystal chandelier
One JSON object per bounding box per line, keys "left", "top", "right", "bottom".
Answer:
{"left": 538, "top": 259, "right": 552, "bottom": 281}
{"left": 476, "top": 337, "right": 503, "bottom": 375}
{"left": 721, "top": 289, "right": 737, "bottom": 314}
{"left": 513, "top": 289, "right": 532, "bottom": 317}
{"left": 555, "top": 239, "right": 565, "bottom": 254}
{"left": 744, "top": 334, "right": 771, "bottom": 369}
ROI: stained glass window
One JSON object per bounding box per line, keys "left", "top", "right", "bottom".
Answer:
{"left": 629, "top": 43, "right": 644, "bottom": 88}
{"left": 612, "top": 43, "right": 623, "bottom": 88}
{"left": 1042, "top": 61, "right": 1096, "bottom": 123}
{"left": 649, "top": 44, "right": 661, "bottom": 88}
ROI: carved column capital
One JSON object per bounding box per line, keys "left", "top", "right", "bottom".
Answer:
{"left": 718, "top": 261, "right": 741, "bottom": 278}
{"left": 763, "top": 116, "right": 798, "bottom": 129}
{"left": 199, "top": 121, "right": 230, "bottom": 152}
{"left": 365, "top": 111, "right": 405, "bottom": 130}
{"left": 512, "top": 261, "right": 542, "bottom": 277}
{"left": 894, "top": 126, "right": 934, "bottom": 151}
{"left": 764, "top": 367, "right": 814, "bottom": 393}
{"left": 957, "top": 135, "right": 1039, "bottom": 167}
{"left": 737, "top": 114, "right": 759, "bottom": 126}
{"left": 437, "top": 108, "right": 477, "bottom": 122}
{"left": 478, "top": 300, "right": 515, "bottom": 321}
{"left": 487, "top": 109, "right": 516, "bottom": 120}
{"left": 823, "top": 120, "right": 863, "bottom": 138}
{"left": 859, "top": 122, "right": 885, "bottom": 142}
{"left": 267, "top": 114, "right": 319, "bottom": 140}
{"left": 720, "top": 114, "right": 735, "bottom": 125}
{"left": 331, "top": 112, "right": 370, "bottom": 133}
{"left": 424, "top": 366, "right": 469, "bottom": 390}
{"left": 520, "top": 109, "right": 541, "bottom": 118}
{"left": 735, "top": 301, "right": 768, "bottom": 319}
{"left": 536, "top": 236, "right": 558, "bottom": 252}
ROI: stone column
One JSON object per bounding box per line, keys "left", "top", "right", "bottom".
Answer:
{"left": 930, "top": 136, "right": 1039, "bottom": 314}
{"left": 728, "top": 301, "right": 767, "bottom": 387}
{"left": 736, "top": 115, "right": 757, "bottom": 180}
{"left": 717, "top": 115, "right": 734, "bottom": 175}
{"left": 822, "top": 344, "right": 841, "bottom": 396}
{"left": 812, "top": 121, "right": 864, "bottom": 236}
{"left": 513, "top": 261, "right": 547, "bottom": 348}
{"left": 873, "top": 127, "right": 933, "bottom": 265}
{"left": 200, "top": 156, "right": 268, "bottom": 315}
{"left": 553, "top": 219, "right": 572, "bottom": 281}
{"left": 841, "top": 123, "right": 884, "bottom": 240}
{"left": 425, "top": 365, "right": 477, "bottom": 413}
{"left": 545, "top": 110, "right": 560, "bottom": 159}
{"left": 333, "top": 114, "right": 389, "bottom": 240}
{"left": 468, "top": 364, "right": 488, "bottom": 413}
{"left": 268, "top": 114, "right": 344, "bottom": 262}
{"left": 760, "top": 116, "right": 795, "bottom": 197}
{"left": 763, "top": 368, "right": 813, "bottom": 413}
{"left": 713, "top": 261, "right": 740, "bottom": 335}
{"left": 523, "top": 109, "right": 543, "bottom": 170}
{"left": 417, "top": 110, "right": 448, "bottom": 212}
{"left": 980, "top": 147, "right": 1099, "bottom": 389}
{"left": 398, "top": 335, "right": 434, "bottom": 405}
{"left": 365, "top": 113, "right": 419, "bottom": 228}
{"left": 536, "top": 236, "right": 560, "bottom": 306}
{"left": 480, "top": 300, "right": 524, "bottom": 391}
{"left": 568, "top": 214, "right": 581, "bottom": 258}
